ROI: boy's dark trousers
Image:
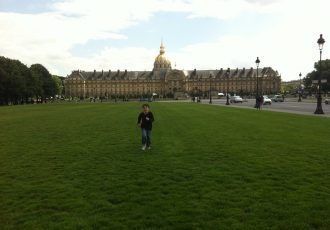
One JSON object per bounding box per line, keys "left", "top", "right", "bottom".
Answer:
{"left": 141, "top": 128, "right": 152, "bottom": 147}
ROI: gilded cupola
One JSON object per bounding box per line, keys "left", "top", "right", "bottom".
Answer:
{"left": 153, "top": 41, "right": 171, "bottom": 71}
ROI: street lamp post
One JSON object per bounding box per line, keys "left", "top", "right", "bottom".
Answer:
{"left": 83, "top": 80, "right": 86, "bottom": 99}
{"left": 115, "top": 81, "right": 117, "bottom": 102}
{"left": 226, "top": 68, "right": 230, "bottom": 105}
{"left": 298, "top": 72, "right": 302, "bottom": 102}
{"left": 196, "top": 78, "right": 200, "bottom": 102}
{"left": 209, "top": 74, "right": 212, "bottom": 104}
{"left": 314, "top": 34, "right": 325, "bottom": 114}
{"left": 255, "top": 57, "right": 260, "bottom": 108}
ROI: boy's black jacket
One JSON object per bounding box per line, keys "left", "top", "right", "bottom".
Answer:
{"left": 138, "top": 112, "right": 154, "bottom": 130}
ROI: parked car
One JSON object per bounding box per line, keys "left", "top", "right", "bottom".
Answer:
{"left": 325, "top": 98, "right": 330, "bottom": 104}
{"left": 230, "top": 96, "right": 243, "bottom": 103}
{"left": 263, "top": 96, "right": 272, "bottom": 105}
{"left": 272, "top": 95, "right": 284, "bottom": 102}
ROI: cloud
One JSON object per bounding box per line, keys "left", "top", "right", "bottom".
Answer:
{"left": 173, "top": 0, "right": 330, "bottom": 80}
{"left": 0, "top": 0, "right": 329, "bottom": 80}
{"left": 245, "top": 0, "right": 280, "bottom": 5}
{"left": 184, "top": 0, "right": 256, "bottom": 20}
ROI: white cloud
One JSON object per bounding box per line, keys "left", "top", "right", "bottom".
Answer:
{"left": 185, "top": 0, "right": 258, "bottom": 20}
{"left": 0, "top": 0, "right": 329, "bottom": 80}
{"left": 173, "top": 0, "right": 330, "bottom": 80}
{"left": 70, "top": 47, "right": 156, "bottom": 72}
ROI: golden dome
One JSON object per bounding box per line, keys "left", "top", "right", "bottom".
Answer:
{"left": 153, "top": 41, "right": 171, "bottom": 70}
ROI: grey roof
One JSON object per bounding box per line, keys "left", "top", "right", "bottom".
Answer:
{"left": 76, "top": 70, "right": 155, "bottom": 81}
{"left": 68, "top": 67, "right": 280, "bottom": 81}
{"left": 187, "top": 67, "right": 280, "bottom": 79}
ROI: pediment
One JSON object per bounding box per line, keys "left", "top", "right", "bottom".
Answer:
{"left": 166, "top": 70, "right": 186, "bottom": 81}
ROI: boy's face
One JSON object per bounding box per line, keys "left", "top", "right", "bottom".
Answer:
{"left": 143, "top": 106, "right": 149, "bottom": 113}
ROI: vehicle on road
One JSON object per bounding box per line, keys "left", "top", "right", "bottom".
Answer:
{"left": 325, "top": 98, "right": 330, "bottom": 104}
{"left": 272, "top": 95, "right": 284, "bottom": 102}
{"left": 263, "top": 96, "right": 272, "bottom": 105}
{"left": 230, "top": 96, "right": 243, "bottom": 103}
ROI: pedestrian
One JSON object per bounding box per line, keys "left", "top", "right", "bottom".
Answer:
{"left": 137, "top": 104, "right": 155, "bottom": 151}
{"left": 259, "top": 95, "right": 264, "bottom": 110}
{"left": 256, "top": 96, "right": 260, "bottom": 109}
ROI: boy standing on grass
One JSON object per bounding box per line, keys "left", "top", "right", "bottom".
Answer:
{"left": 137, "top": 104, "right": 154, "bottom": 151}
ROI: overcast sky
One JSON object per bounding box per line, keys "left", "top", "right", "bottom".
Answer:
{"left": 0, "top": 0, "right": 329, "bottom": 80}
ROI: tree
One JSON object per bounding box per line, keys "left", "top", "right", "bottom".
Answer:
{"left": 282, "top": 82, "right": 300, "bottom": 95}
{"left": 0, "top": 67, "right": 9, "bottom": 105}
{"left": 0, "top": 57, "right": 58, "bottom": 105}
{"left": 304, "top": 59, "right": 330, "bottom": 95}
{"left": 52, "top": 75, "right": 64, "bottom": 97}
{"left": 30, "top": 64, "right": 57, "bottom": 102}
{"left": 0, "top": 56, "right": 32, "bottom": 105}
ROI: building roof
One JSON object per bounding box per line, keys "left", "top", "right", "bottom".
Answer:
{"left": 186, "top": 67, "right": 279, "bottom": 79}
{"left": 67, "top": 67, "right": 280, "bottom": 81}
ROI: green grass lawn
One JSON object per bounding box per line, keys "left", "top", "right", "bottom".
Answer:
{"left": 0, "top": 102, "right": 330, "bottom": 230}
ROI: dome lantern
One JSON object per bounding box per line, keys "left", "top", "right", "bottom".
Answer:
{"left": 160, "top": 41, "right": 165, "bottom": 55}
{"left": 153, "top": 41, "right": 171, "bottom": 71}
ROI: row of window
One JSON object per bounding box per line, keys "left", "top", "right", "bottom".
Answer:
{"left": 69, "top": 82, "right": 277, "bottom": 89}
{"left": 69, "top": 85, "right": 277, "bottom": 93}
{"left": 68, "top": 84, "right": 278, "bottom": 89}
{"left": 68, "top": 76, "right": 278, "bottom": 82}
{"left": 67, "top": 80, "right": 277, "bottom": 84}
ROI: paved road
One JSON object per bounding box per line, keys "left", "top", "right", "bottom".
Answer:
{"left": 201, "top": 99, "right": 330, "bottom": 117}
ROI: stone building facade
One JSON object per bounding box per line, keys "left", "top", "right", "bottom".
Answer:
{"left": 64, "top": 43, "right": 281, "bottom": 98}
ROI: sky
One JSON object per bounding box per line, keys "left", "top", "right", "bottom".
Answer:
{"left": 0, "top": 0, "right": 329, "bottom": 81}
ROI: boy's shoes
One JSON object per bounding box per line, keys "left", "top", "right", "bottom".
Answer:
{"left": 141, "top": 145, "right": 151, "bottom": 150}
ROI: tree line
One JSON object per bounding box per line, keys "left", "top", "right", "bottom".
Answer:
{"left": 1, "top": 56, "right": 329, "bottom": 105}
{"left": 0, "top": 56, "right": 63, "bottom": 105}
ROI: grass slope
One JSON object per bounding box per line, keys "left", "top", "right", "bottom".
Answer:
{"left": 0, "top": 102, "right": 330, "bottom": 230}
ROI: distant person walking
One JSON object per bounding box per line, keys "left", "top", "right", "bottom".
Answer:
{"left": 137, "top": 104, "right": 155, "bottom": 151}
{"left": 256, "top": 96, "right": 260, "bottom": 110}
{"left": 259, "top": 95, "right": 264, "bottom": 110}
{"left": 256, "top": 95, "right": 263, "bottom": 110}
